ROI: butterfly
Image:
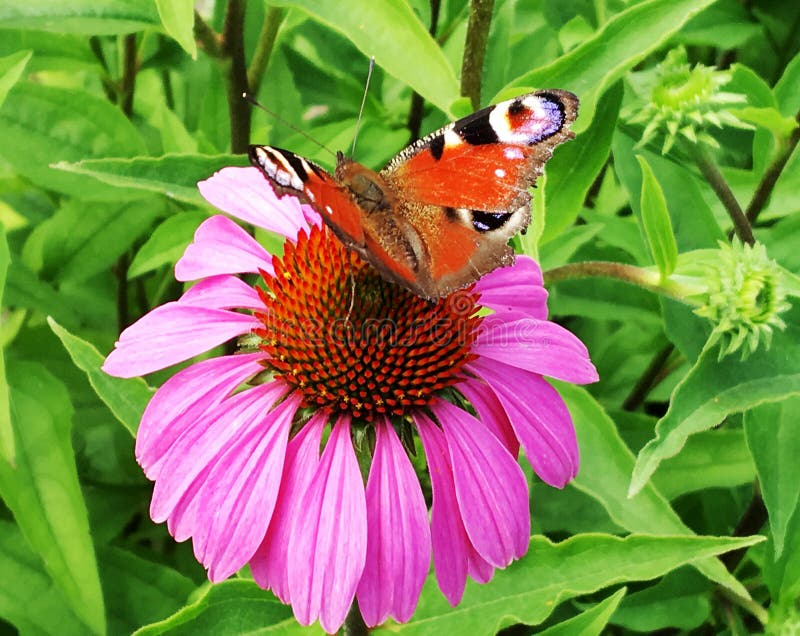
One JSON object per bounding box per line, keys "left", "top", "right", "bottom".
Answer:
{"left": 249, "top": 89, "right": 578, "bottom": 299}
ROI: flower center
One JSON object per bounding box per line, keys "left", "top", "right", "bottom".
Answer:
{"left": 254, "top": 225, "right": 481, "bottom": 421}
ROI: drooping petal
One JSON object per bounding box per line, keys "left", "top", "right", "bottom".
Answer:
{"left": 458, "top": 379, "right": 519, "bottom": 456}
{"left": 178, "top": 275, "right": 264, "bottom": 311}
{"left": 136, "top": 352, "right": 265, "bottom": 479}
{"left": 198, "top": 166, "right": 314, "bottom": 240}
{"left": 357, "top": 419, "right": 431, "bottom": 626}
{"left": 153, "top": 384, "right": 297, "bottom": 583}
{"left": 175, "top": 215, "right": 274, "bottom": 281}
{"left": 474, "top": 316, "right": 598, "bottom": 384}
{"left": 250, "top": 413, "right": 326, "bottom": 603}
{"left": 192, "top": 392, "right": 301, "bottom": 581}
{"left": 415, "top": 412, "right": 471, "bottom": 606}
{"left": 474, "top": 256, "right": 548, "bottom": 320}
{"left": 149, "top": 382, "right": 286, "bottom": 529}
{"left": 431, "top": 399, "right": 530, "bottom": 567}
{"left": 468, "top": 357, "right": 579, "bottom": 488}
{"left": 102, "top": 303, "right": 259, "bottom": 378}
{"left": 288, "top": 415, "right": 367, "bottom": 633}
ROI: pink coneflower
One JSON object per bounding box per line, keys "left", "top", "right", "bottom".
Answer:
{"left": 103, "top": 166, "right": 598, "bottom": 632}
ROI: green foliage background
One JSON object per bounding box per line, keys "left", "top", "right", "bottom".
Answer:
{"left": 0, "top": 0, "right": 799, "bottom": 634}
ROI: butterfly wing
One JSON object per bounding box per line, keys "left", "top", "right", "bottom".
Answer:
{"left": 248, "top": 145, "right": 419, "bottom": 288}
{"left": 380, "top": 89, "right": 578, "bottom": 296}
{"left": 249, "top": 145, "right": 367, "bottom": 245}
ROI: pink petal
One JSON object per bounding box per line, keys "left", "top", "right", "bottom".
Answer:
{"left": 250, "top": 413, "right": 326, "bottom": 603}
{"left": 175, "top": 215, "right": 274, "bottom": 281}
{"left": 194, "top": 392, "right": 301, "bottom": 581}
{"left": 151, "top": 383, "right": 298, "bottom": 582}
{"left": 102, "top": 303, "right": 259, "bottom": 378}
{"left": 475, "top": 256, "right": 548, "bottom": 320}
{"left": 468, "top": 357, "right": 579, "bottom": 488}
{"left": 150, "top": 382, "right": 287, "bottom": 528}
{"left": 458, "top": 379, "right": 519, "bottom": 456}
{"left": 415, "top": 413, "right": 472, "bottom": 606}
{"left": 357, "top": 419, "right": 431, "bottom": 626}
{"left": 198, "top": 166, "right": 315, "bottom": 240}
{"left": 136, "top": 352, "right": 265, "bottom": 479}
{"left": 178, "top": 275, "right": 264, "bottom": 311}
{"left": 431, "top": 399, "right": 530, "bottom": 567}
{"left": 474, "top": 316, "right": 598, "bottom": 384}
{"left": 288, "top": 415, "right": 367, "bottom": 633}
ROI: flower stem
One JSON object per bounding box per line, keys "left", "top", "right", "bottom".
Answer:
{"left": 460, "top": 0, "right": 495, "bottom": 109}
{"left": 544, "top": 261, "right": 692, "bottom": 301}
{"left": 689, "top": 145, "right": 755, "bottom": 245}
{"left": 343, "top": 600, "right": 369, "bottom": 636}
{"left": 222, "top": 0, "right": 251, "bottom": 154}
{"left": 407, "top": 0, "right": 442, "bottom": 141}
{"left": 717, "top": 587, "right": 769, "bottom": 626}
{"left": 119, "top": 33, "right": 138, "bottom": 117}
{"left": 745, "top": 110, "right": 800, "bottom": 225}
{"left": 722, "top": 482, "right": 767, "bottom": 573}
{"left": 247, "top": 7, "right": 284, "bottom": 97}
{"left": 622, "top": 343, "right": 675, "bottom": 411}
{"left": 194, "top": 10, "right": 223, "bottom": 57}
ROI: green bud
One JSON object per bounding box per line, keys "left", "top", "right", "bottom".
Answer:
{"left": 625, "top": 47, "right": 752, "bottom": 154}
{"left": 694, "top": 241, "right": 792, "bottom": 359}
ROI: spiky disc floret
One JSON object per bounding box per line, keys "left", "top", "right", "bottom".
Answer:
{"left": 254, "top": 225, "right": 481, "bottom": 421}
{"left": 627, "top": 47, "right": 752, "bottom": 154}
{"left": 695, "top": 240, "right": 791, "bottom": 359}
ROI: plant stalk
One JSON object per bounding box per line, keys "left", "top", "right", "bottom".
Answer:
{"left": 460, "top": 0, "right": 495, "bottom": 109}
{"left": 689, "top": 145, "right": 754, "bottom": 245}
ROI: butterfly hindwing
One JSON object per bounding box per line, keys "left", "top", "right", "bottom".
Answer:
{"left": 248, "top": 89, "right": 578, "bottom": 299}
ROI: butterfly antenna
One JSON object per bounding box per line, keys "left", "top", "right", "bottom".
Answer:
{"left": 242, "top": 92, "right": 337, "bottom": 160}
{"left": 345, "top": 264, "right": 357, "bottom": 324}
{"left": 351, "top": 56, "right": 375, "bottom": 159}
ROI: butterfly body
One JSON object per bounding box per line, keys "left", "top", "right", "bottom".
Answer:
{"left": 249, "top": 89, "right": 578, "bottom": 299}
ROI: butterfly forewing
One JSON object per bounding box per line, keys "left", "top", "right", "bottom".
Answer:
{"left": 248, "top": 89, "right": 579, "bottom": 299}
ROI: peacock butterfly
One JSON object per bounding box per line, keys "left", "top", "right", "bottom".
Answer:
{"left": 249, "top": 89, "right": 578, "bottom": 299}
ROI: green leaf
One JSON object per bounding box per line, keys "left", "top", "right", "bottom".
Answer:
{"left": 560, "top": 383, "right": 753, "bottom": 598}
{"left": 744, "top": 397, "right": 800, "bottom": 558}
{"left": 0, "top": 361, "right": 106, "bottom": 634}
{"left": 99, "top": 546, "right": 196, "bottom": 635}
{"left": 775, "top": 49, "right": 800, "bottom": 116}
{"left": 0, "top": 0, "right": 160, "bottom": 34}
{"left": 27, "top": 198, "right": 164, "bottom": 286}
{"left": 614, "top": 132, "right": 724, "bottom": 251}
{"left": 538, "top": 588, "right": 626, "bottom": 636}
{"left": 764, "top": 502, "right": 800, "bottom": 610}
{"left": 0, "top": 49, "right": 31, "bottom": 109}
{"left": 0, "top": 520, "right": 90, "bottom": 635}
{"left": 0, "top": 82, "right": 147, "bottom": 199}
{"left": 630, "top": 307, "right": 800, "bottom": 497}
{"left": 730, "top": 106, "right": 798, "bottom": 137}
{"left": 129, "top": 211, "right": 208, "bottom": 278}
{"left": 402, "top": 534, "right": 761, "bottom": 634}
{"left": 134, "top": 579, "right": 312, "bottom": 635}
{"left": 155, "top": 0, "right": 196, "bottom": 59}
{"left": 49, "top": 318, "right": 152, "bottom": 437}
{"left": 517, "top": 173, "right": 546, "bottom": 261}
{"left": 0, "top": 226, "right": 12, "bottom": 464}
{"left": 612, "top": 568, "right": 710, "bottom": 632}
{"left": 270, "top": 0, "right": 458, "bottom": 114}
{"left": 53, "top": 154, "right": 249, "bottom": 206}
{"left": 637, "top": 156, "right": 678, "bottom": 279}
{"left": 653, "top": 428, "right": 755, "bottom": 500}
{"left": 4, "top": 260, "right": 81, "bottom": 329}
{"left": 503, "top": 0, "right": 716, "bottom": 131}
{"left": 156, "top": 103, "right": 199, "bottom": 154}
{"left": 539, "top": 223, "right": 603, "bottom": 271}
{"left": 542, "top": 82, "right": 621, "bottom": 244}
